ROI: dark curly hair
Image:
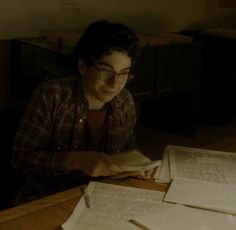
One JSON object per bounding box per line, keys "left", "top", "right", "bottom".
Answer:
{"left": 74, "top": 20, "right": 140, "bottom": 66}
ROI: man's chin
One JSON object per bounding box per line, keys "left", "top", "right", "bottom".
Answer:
{"left": 98, "top": 94, "right": 116, "bottom": 103}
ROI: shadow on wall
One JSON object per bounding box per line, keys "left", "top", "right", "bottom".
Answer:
{"left": 0, "top": 9, "right": 171, "bottom": 39}
{"left": 183, "top": 10, "right": 236, "bottom": 31}
{"left": 1, "top": 1, "right": 236, "bottom": 39}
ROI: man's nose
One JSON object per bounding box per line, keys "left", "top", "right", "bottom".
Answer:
{"left": 107, "top": 74, "right": 119, "bottom": 86}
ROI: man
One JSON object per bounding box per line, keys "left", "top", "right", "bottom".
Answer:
{"left": 13, "top": 20, "right": 148, "bottom": 204}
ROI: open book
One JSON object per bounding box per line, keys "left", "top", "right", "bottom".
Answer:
{"left": 61, "top": 181, "right": 170, "bottom": 230}
{"left": 110, "top": 149, "right": 161, "bottom": 173}
{"left": 157, "top": 145, "right": 236, "bottom": 214}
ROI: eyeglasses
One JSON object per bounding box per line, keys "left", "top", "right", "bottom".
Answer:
{"left": 92, "top": 64, "right": 134, "bottom": 84}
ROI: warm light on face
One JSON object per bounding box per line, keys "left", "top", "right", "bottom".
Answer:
{"left": 91, "top": 63, "right": 133, "bottom": 84}
{"left": 80, "top": 51, "right": 132, "bottom": 106}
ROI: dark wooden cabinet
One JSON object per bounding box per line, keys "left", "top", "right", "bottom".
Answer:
{"left": 138, "top": 41, "right": 202, "bottom": 136}
{"left": 127, "top": 46, "right": 156, "bottom": 101}
{"left": 193, "top": 28, "right": 236, "bottom": 125}
{"left": 11, "top": 39, "right": 76, "bottom": 101}
{"left": 155, "top": 42, "right": 201, "bottom": 98}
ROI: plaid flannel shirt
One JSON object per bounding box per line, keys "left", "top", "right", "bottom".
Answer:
{"left": 12, "top": 78, "right": 137, "bottom": 202}
{"left": 13, "top": 78, "right": 137, "bottom": 176}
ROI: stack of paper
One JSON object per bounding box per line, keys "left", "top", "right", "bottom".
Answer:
{"left": 156, "top": 145, "right": 236, "bottom": 214}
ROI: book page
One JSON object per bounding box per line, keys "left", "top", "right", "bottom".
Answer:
{"left": 62, "top": 181, "right": 170, "bottom": 230}
{"left": 168, "top": 145, "right": 236, "bottom": 184}
{"left": 110, "top": 149, "right": 161, "bottom": 172}
{"left": 131, "top": 204, "right": 236, "bottom": 230}
{"left": 164, "top": 177, "right": 236, "bottom": 215}
{"left": 154, "top": 146, "right": 171, "bottom": 182}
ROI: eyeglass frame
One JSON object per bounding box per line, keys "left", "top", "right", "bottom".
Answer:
{"left": 91, "top": 63, "right": 134, "bottom": 84}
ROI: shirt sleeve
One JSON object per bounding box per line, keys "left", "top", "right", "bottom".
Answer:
{"left": 12, "top": 83, "right": 69, "bottom": 176}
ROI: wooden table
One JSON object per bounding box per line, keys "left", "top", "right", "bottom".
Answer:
{"left": 0, "top": 178, "right": 168, "bottom": 230}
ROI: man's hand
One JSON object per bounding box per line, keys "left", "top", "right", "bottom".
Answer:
{"left": 65, "top": 151, "right": 122, "bottom": 177}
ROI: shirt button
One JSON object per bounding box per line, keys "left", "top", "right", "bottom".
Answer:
{"left": 79, "top": 118, "right": 83, "bottom": 123}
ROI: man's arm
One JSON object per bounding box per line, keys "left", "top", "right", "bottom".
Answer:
{"left": 65, "top": 151, "right": 121, "bottom": 177}
{"left": 12, "top": 83, "right": 121, "bottom": 177}
{"left": 12, "top": 83, "right": 62, "bottom": 175}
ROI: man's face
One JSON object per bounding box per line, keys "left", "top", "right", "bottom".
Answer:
{"left": 79, "top": 51, "right": 132, "bottom": 105}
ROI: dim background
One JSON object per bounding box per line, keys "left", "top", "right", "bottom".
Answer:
{"left": 0, "top": 0, "right": 236, "bottom": 106}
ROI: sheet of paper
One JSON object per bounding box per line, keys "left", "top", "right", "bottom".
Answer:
{"left": 164, "top": 177, "right": 236, "bottom": 215}
{"left": 131, "top": 204, "right": 236, "bottom": 230}
{"left": 62, "top": 181, "right": 170, "bottom": 230}
{"left": 110, "top": 149, "right": 161, "bottom": 172}
{"left": 168, "top": 145, "right": 236, "bottom": 184}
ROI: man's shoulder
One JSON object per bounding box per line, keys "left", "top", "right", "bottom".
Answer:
{"left": 112, "top": 88, "right": 135, "bottom": 107}
{"left": 30, "top": 77, "right": 81, "bottom": 103}
{"left": 117, "top": 88, "right": 133, "bottom": 101}
{"left": 37, "top": 77, "right": 79, "bottom": 91}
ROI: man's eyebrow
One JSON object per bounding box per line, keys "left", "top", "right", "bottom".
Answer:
{"left": 96, "top": 62, "right": 131, "bottom": 71}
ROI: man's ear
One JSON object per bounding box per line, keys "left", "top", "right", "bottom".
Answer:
{"left": 78, "top": 59, "right": 87, "bottom": 75}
